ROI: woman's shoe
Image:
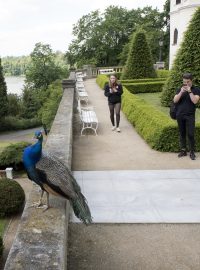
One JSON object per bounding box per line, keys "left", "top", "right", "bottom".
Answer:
{"left": 116, "top": 127, "right": 121, "bottom": 132}
{"left": 111, "top": 126, "right": 116, "bottom": 131}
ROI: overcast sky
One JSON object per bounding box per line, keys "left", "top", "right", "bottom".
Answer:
{"left": 0, "top": 0, "right": 166, "bottom": 57}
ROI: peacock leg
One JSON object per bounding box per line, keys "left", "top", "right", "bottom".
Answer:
{"left": 29, "top": 190, "right": 44, "bottom": 208}
{"left": 42, "top": 192, "right": 50, "bottom": 211}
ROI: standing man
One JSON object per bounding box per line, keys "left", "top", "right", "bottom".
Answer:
{"left": 173, "top": 73, "right": 200, "bottom": 160}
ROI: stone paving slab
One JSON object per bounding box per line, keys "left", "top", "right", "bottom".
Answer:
{"left": 71, "top": 169, "right": 200, "bottom": 223}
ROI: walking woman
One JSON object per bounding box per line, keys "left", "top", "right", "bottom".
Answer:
{"left": 104, "top": 75, "right": 123, "bottom": 132}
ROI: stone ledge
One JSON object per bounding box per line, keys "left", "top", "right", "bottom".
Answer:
{"left": 4, "top": 78, "right": 75, "bottom": 270}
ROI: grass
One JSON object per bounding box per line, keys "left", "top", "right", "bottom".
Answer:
{"left": 137, "top": 92, "right": 200, "bottom": 122}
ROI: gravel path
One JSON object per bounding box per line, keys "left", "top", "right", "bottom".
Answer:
{"left": 68, "top": 78, "right": 200, "bottom": 270}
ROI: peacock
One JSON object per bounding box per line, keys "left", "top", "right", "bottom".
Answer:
{"left": 22, "top": 130, "right": 92, "bottom": 224}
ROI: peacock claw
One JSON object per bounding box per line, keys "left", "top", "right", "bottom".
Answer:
{"left": 28, "top": 201, "right": 43, "bottom": 208}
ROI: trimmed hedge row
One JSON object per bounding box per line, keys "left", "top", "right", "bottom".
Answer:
{"left": 156, "top": 69, "right": 170, "bottom": 78}
{"left": 122, "top": 86, "right": 200, "bottom": 151}
{"left": 96, "top": 74, "right": 108, "bottom": 89}
{"left": 120, "top": 78, "right": 166, "bottom": 83}
{"left": 96, "top": 74, "right": 200, "bottom": 152}
{"left": 123, "top": 81, "right": 165, "bottom": 94}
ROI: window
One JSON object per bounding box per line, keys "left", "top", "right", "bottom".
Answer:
{"left": 176, "top": 0, "right": 181, "bottom": 4}
{"left": 173, "top": 28, "right": 178, "bottom": 45}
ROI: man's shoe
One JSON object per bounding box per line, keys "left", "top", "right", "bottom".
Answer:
{"left": 178, "top": 150, "right": 187, "bottom": 158}
{"left": 116, "top": 127, "right": 121, "bottom": 132}
{"left": 111, "top": 126, "right": 116, "bottom": 131}
{"left": 190, "top": 151, "right": 196, "bottom": 160}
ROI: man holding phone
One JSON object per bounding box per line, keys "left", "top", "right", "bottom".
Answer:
{"left": 173, "top": 73, "right": 200, "bottom": 160}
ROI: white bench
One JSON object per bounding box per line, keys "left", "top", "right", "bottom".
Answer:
{"left": 77, "top": 91, "right": 88, "bottom": 105}
{"left": 77, "top": 99, "right": 98, "bottom": 136}
{"left": 76, "top": 77, "right": 83, "bottom": 82}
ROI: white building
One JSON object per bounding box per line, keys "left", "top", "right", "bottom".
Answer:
{"left": 169, "top": 0, "right": 200, "bottom": 68}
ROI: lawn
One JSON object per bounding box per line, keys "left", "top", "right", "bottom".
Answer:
{"left": 137, "top": 92, "right": 200, "bottom": 122}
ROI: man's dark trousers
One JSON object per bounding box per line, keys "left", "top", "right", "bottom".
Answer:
{"left": 177, "top": 114, "right": 195, "bottom": 151}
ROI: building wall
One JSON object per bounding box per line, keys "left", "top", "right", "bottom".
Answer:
{"left": 169, "top": 0, "right": 200, "bottom": 68}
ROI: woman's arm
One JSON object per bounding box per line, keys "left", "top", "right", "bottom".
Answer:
{"left": 104, "top": 84, "right": 112, "bottom": 97}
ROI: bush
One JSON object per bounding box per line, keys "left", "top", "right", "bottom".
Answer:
{"left": 121, "top": 30, "right": 156, "bottom": 79}
{"left": 161, "top": 8, "right": 200, "bottom": 106}
{"left": 120, "top": 78, "right": 166, "bottom": 83}
{"left": 0, "top": 178, "right": 25, "bottom": 217}
{"left": 0, "top": 236, "right": 3, "bottom": 257}
{"left": 0, "top": 142, "right": 31, "bottom": 170}
{"left": 38, "top": 80, "right": 63, "bottom": 129}
{"left": 123, "top": 81, "right": 165, "bottom": 94}
{"left": 96, "top": 75, "right": 108, "bottom": 89}
{"left": 0, "top": 116, "right": 41, "bottom": 132}
{"left": 122, "top": 86, "right": 200, "bottom": 151}
{"left": 156, "top": 69, "right": 170, "bottom": 78}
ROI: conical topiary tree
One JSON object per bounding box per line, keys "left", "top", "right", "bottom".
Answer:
{"left": 121, "top": 30, "right": 157, "bottom": 79}
{"left": 0, "top": 58, "right": 8, "bottom": 121}
{"left": 161, "top": 7, "right": 200, "bottom": 106}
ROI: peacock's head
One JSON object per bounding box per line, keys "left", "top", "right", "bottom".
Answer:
{"left": 34, "top": 130, "right": 43, "bottom": 141}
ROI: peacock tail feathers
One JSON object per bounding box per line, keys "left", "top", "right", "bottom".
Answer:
{"left": 70, "top": 192, "right": 93, "bottom": 225}
{"left": 36, "top": 151, "right": 92, "bottom": 224}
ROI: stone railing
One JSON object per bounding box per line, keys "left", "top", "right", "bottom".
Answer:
{"left": 78, "top": 65, "right": 123, "bottom": 78}
{"left": 4, "top": 72, "right": 76, "bottom": 270}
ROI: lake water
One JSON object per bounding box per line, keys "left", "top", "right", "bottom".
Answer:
{"left": 5, "top": 76, "right": 25, "bottom": 95}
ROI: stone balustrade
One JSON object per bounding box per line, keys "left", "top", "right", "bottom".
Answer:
{"left": 4, "top": 73, "right": 76, "bottom": 270}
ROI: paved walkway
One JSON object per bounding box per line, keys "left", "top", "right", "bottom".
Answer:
{"left": 69, "top": 78, "right": 200, "bottom": 270}
{"left": 72, "top": 169, "right": 200, "bottom": 223}
{"left": 72, "top": 79, "right": 199, "bottom": 170}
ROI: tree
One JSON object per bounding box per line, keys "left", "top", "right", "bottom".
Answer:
{"left": 160, "top": 0, "right": 170, "bottom": 67}
{"left": 121, "top": 30, "right": 156, "bottom": 79}
{"left": 0, "top": 58, "right": 8, "bottom": 121}
{"left": 7, "top": 94, "right": 22, "bottom": 116}
{"left": 67, "top": 6, "right": 164, "bottom": 67}
{"left": 25, "top": 43, "right": 63, "bottom": 89}
{"left": 161, "top": 7, "right": 200, "bottom": 106}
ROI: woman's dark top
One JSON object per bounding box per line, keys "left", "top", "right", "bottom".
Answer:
{"left": 104, "top": 83, "right": 123, "bottom": 104}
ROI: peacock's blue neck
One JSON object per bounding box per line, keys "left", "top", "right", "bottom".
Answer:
{"left": 23, "top": 139, "right": 43, "bottom": 169}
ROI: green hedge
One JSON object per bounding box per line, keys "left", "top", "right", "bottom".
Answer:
{"left": 0, "top": 117, "right": 41, "bottom": 132}
{"left": 122, "top": 86, "right": 200, "bottom": 151}
{"left": 0, "top": 142, "right": 31, "bottom": 170}
{"left": 156, "top": 69, "right": 170, "bottom": 78}
{"left": 38, "top": 80, "right": 63, "bottom": 129}
{"left": 123, "top": 81, "right": 165, "bottom": 94}
{"left": 120, "top": 78, "right": 166, "bottom": 83}
{"left": 96, "top": 74, "right": 108, "bottom": 89}
{"left": 0, "top": 178, "right": 25, "bottom": 217}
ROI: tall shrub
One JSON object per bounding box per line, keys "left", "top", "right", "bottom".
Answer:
{"left": 0, "top": 58, "right": 8, "bottom": 121}
{"left": 121, "top": 30, "right": 156, "bottom": 79}
{"left": 161, "top": 7, "right": 200, "bottom": 106}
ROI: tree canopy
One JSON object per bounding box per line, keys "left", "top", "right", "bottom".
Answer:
{"left": 0, "top": 58, "right": 8, "bottom": 121}
{"left": 66, "top": 4, "right": 169, "bottom": 68}
{"left": 25, "top": 43, "right": 65, "bottom": 89}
